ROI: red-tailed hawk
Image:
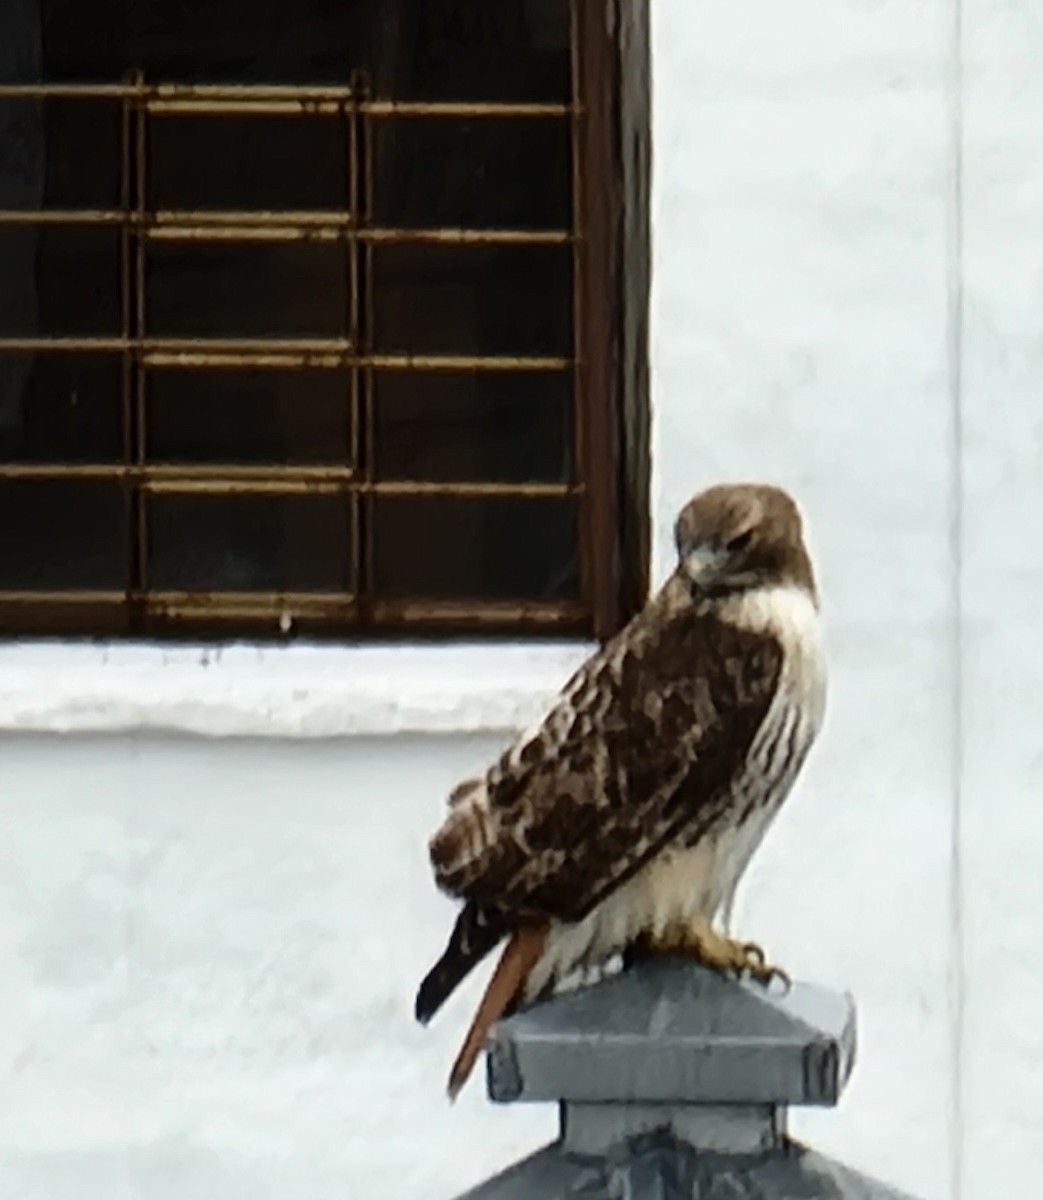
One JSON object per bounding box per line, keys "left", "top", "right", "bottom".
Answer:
{"left": 415, "top": 483, "right": 827, "bottom": 1097}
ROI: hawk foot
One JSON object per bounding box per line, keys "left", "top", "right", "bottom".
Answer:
{"left": 630, "top": 925, "right": 789, "bottom": 990}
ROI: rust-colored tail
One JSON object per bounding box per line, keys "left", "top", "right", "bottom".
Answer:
{"left": 446, "top": 924, "right": 548, "bottom": 1101}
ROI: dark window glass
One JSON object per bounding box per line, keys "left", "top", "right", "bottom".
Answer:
{"left": 0, "top": 0, "right": 608, "bottom": 638}
{"left": 146, "top": 242, "right": 349, "bottom": 338}
{"left": 35, "top": 1, "right": 356, "bottom": 85}
{"left": 369, "top": 1, "right": 570, "bottom": 103}
{"left": 148, "top": 494, "right": 353, "bottom": 592}
{"left": 149, "top": 116, "right": 349, "bottom": 212}
{"left": 148, "top": 371, "right": 351, "bottom": 465}
{"left": 374, "top": 371, "right": 572, "bottom": 484}
{"left": 0, "top": 355, "right": 122, "bottom": 463}
{"left": 32, "top": 1, "right": 568, "bottom": 99}
{"left": 373, "top": 495, "right": 578, "bottom": 602}
{"left": 372, "top": 118, "right": 570, "bottom": 230}
{"left": 42, "top": 100, "right": 123, "bottom": 210}
{"left": 0, "top": 98, "right": 121, "bottom": 211}
{"left": 373, "top": 245, "right": 572, "bottom": 356}
{"left": 0, "top": 228, "right": 120, "bottom": 337}
{"left": 0, "top": 482, "right": 126, "bottom": 589}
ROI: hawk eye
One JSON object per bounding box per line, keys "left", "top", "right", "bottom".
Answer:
{"left": 726, "top": 530, "right": 753, "bottom": 553}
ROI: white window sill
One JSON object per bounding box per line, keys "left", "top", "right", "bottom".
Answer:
{"left": 0, "top": 640, "right": 594, "bottom": 739}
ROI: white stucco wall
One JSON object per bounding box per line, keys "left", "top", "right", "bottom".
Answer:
{"left": 651, "top": 4, "right": 957, "bottom": 1199}
{"left": 959, "top": 6, "right": 1043, "bottom": 1197}
{"left": 2, "top": 2, "right": 1039, "bottom": 1198}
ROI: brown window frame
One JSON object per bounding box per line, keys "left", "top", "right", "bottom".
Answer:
{"left": 0, "top": 0, "right": 650, "bottom": 643}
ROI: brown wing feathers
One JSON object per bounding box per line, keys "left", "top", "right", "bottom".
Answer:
{"left": 430, "top": 614, "right": 781, "bottom": 918}
{"left": 415, "top": 607, "right": 784, "bottom": 1088}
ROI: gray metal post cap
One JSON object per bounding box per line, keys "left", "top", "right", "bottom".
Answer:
{"left": 487, "top": 959, "right": 856, "bottom": 1107}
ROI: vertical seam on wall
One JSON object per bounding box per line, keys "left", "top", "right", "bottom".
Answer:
{"left": 946, "top": 0, "right": 965, "bottom": 1194}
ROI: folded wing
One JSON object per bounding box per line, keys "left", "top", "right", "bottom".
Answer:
{"left": 431, "top": 606, "right": 783, "bottom": 927}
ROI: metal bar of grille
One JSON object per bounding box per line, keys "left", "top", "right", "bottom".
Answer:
{"left": 142, "top": 350, "right": 358, "bottom": 370}
{"left": 146, "top": 224, "right": 353, "bottom": 243}
{"left": 143, "top": 100, "right": 576, "bottom": 118}
{"left": 0, "top": 336, "right": 346, "bottom": 353}
{"left": 148, "top": 467, "right": 356, "bottom": 496}
{"left": 132, "top": 70, "right": 149, "bottom": 600}
{"left": 569, "top": 0, "right": 592, "bottom": 621}
{"left": 360, "top": 101, "right": 573, "bottom": 118}
{"left": 0, "top": 210, "right": 355, "bottom": 226}
{"left": 156, "top": 210, "right": 351, "bottom": 227}
{"left": 0, "top": 339, "right": 569, "bottom": 372}
{"left": 0, "top": 209, "right": 126, "bottom": 225}
{"left": 0, "top": 591, "right": 128, "bottom": 604}
{"left": 146, "top": 336, "right": 353, "bottom": 354}
{"left": 0, "top": 212, "right": 572, "bottom": 250}
{"left": 0, "top": 464, "right": 357, "bottom": 481}
{"left": 0, "top": 83, "right": 573, "bottom": 117}
{"left": 147, "top": 100, "right": 349, "bottom": 116}
{"left": 151, "top": 84, "right": 357, "bottom": 102}
{"left": 0, "top": 63, "right": 596, "bottom": 639}
{"left": 572, "top": 0, "right": 624, "bottom": 638}
{"left": 145, "top": 226, "right": 573, "bottom": 246}
{"left": 0, "top": 83, "right": 361, "bottom": 101}
{"left": 372, "top": 481, "right": 578, "bottom": 499}
{"left": 118, "top": 78, "right": 135, "bottom": 604}
{"left": 361, "top": 227, "right": 571, "bottom": 245}
{"left": 0, "top": 592, "right": 587, "bottom": 628}
{"left": 141, "top": 351, "right": 570, "bottom": 371}
{"left": 144, "top": 591, "right": 359, "bottom": 621}
{"left": 368, "top": 599, "right": 589, "bottom": 627}
{"left": 361, "top": 94, "right": 377, "bottom": 614}
{"left": 0, "top": 463, "right": 355, "bottom": 484}
{"left": 345, "top": 73, "right": 364, "bottom": 605}
{"left": 357, "top": 352, "right": 571, "bottom": 372}
{"left": 0, "top": 463, "right": 577, "bottom": 498}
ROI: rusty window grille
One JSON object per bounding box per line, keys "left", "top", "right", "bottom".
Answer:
{"left": 0, "top": 1, "right": 649, "bottom": 641}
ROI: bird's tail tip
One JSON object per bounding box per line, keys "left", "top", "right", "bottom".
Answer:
{"left": 414, "top": 970, "right": 444, "bottom": 1026}
{"left": 415, "top": 905, "right": 504, "bottom": 1027}
{"left": 443, "top": 925, "right": 548, "bottom": 1101}
{"left": 446, "top": 1071, "right": 466, "bottom": 1103}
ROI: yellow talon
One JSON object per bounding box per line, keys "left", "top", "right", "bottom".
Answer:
{"left": 629, "top": 922, "right": 789, "bottom": 991}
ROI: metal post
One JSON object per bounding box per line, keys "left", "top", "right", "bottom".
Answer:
{"left": 449, "top": 960, "right": 921, "bottom": 1199}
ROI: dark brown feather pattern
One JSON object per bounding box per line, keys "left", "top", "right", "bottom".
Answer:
{"left": 417, "top": 483, "right": 825, "bottom": 1044}
{"left": 428, "top": 596, "right": 784, "bottom": 930}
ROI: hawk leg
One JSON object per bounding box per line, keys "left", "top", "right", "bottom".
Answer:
{"left": 629, "top": 917, "right": 788, "bottom": 988}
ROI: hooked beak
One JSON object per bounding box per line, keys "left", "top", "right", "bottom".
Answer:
{"left": 683, "top": 545, "right": 725, "bottom": 586}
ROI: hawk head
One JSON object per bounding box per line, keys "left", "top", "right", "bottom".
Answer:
{"left": 674, "top": 483, "right": 817, "bottom": 602}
